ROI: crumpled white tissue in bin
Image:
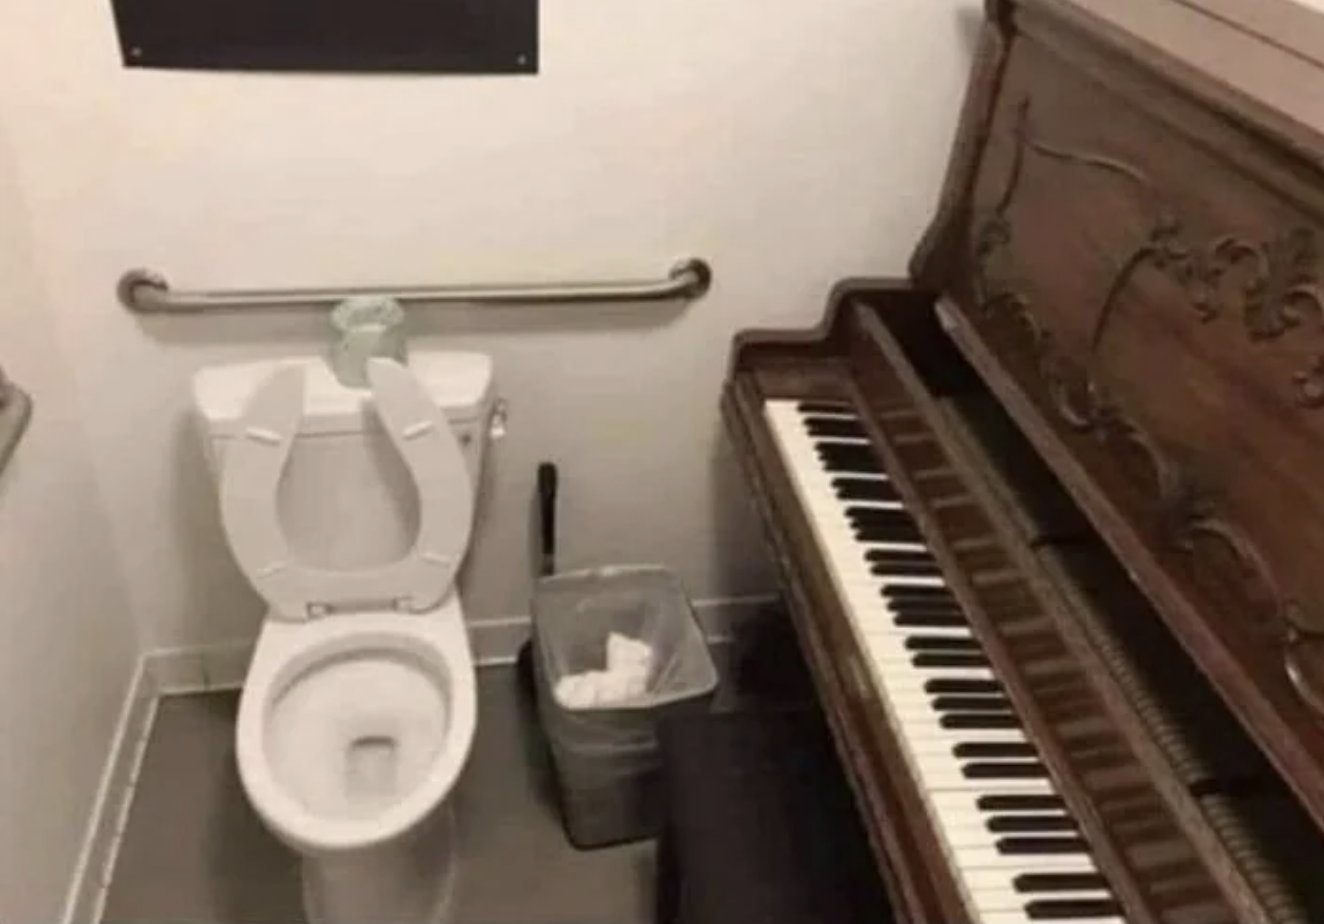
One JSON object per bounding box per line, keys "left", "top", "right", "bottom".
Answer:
{"left": 554, "top": 632, "right": 655, "bottom": 707}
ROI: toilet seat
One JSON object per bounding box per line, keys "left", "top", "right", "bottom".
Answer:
{"left": 220, "top": 357, "right": 474, "bottom": 619}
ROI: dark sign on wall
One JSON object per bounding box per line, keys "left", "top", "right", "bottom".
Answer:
{"left": 109, "top": 0, "right": 537, "bottom": 74}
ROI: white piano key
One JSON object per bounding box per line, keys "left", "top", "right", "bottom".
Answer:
{"left": 886, "top": 689, "right": 1004, "bottom": 710}
{"left": 832, "top": 495, "right": 907, "bottom": 508}
{"left": 918, "top": 772, "right": 1051, "bottom": 793}
{"left": 873, "top": 622, "right": 976, "bottom": 641}
{"left": 931, "top": 791, "right": 1063, "bottom": 812}
{"left": 855, "top": 573, "right": 949, "bottom": 589}
{"left": 861, "top": 626, "right": 975, "bottom": 643}
{"left": 984, "top": 916, "right": 1121, "bottom": 924}
{"left": 881, "top": 666, "right": 1001, "bottom": 686}
{"left": 855, "top": 541, "right": 933, "bottom": 556}
{"left": 959, "top": 864, "right": 1102, "bottom": 893}
{"left": 858, "top": 633, "right": 941, "bottom": 664}
{"left": 969, "top": 889, "right": 1040, "bottom": 913}
{"left": 948, "top": 849, "right": 1094, "bottom": 871}
{"left": 943, "top": 825, "right": 1015, "bottom": 849}
{"left": 908, "top": 736, "right": 1032, "bottom": 757}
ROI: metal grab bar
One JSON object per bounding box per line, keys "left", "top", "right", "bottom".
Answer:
{"left": 118, "top": 257, "right": 713, "bottom": 314}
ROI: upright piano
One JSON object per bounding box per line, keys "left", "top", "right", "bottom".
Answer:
{"left": 722, "top": 2, "right": 1324, "bottom": 922}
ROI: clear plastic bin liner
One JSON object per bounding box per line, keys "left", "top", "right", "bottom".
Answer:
{"left": 531, "top": 564, "right": 719, "bottom": 847}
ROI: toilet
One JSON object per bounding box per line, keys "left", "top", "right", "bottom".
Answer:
{"left": 192, "top": 352, "right": 497, "bottom": 924}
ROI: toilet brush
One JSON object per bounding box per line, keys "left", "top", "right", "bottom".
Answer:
{"left": 517, "top": 461, "right": 559, "bottom": 693}
{"left": 537, "top": 461, "right": 559, "bottom": 578}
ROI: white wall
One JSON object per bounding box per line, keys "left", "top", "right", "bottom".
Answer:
{"left": 0, "top": 0, "right": 981, "bottom": 652}
{"left": 1182, "top": 0, "right": 1324, "bottom": 68}
{"left": 0, "top": 123, "right": 138, "bottom": 921}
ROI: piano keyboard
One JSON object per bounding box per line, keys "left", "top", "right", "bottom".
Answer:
{"left": 764, "top": 398, "right": 1125, "bottom": 924}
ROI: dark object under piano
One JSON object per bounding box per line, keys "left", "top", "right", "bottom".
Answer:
{"left": 109, "top": 0, "right": 537, "bottom": 73}
{"left": 726, "top": 602, "right": 818, "bottom": 706}
{"left": 655, "top": 708, "right": 893, "bottom": 924}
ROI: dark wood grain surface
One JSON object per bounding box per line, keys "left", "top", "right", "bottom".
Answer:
{"left": 916, "top": 0, "right": 1324, "bottom": 830}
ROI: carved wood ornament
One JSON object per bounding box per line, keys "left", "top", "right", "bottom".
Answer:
{"left": 972, "top": 100, "right": 1324, "bottom": 718}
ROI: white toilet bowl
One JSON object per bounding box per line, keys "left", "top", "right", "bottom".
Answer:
{"left": 237, "top": 604, "right": 476, "bottom": 923}
{"left": 194, "top": 355, "right": 492, "bottom": 924}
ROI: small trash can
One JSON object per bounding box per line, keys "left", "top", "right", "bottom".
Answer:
{"left": 531, "top": 565, "right": 719, "bottom": 849}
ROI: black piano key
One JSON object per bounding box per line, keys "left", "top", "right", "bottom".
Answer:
{"left": 932, "top": 695, "right": 1010, "bottom": 713}
{"left": 887, "top": 595, "right": 960, "bottom": 608}
{"left": 953, "top": 740, "right": 1034, "bottom": 759}
{"left": 980, "top": 793, "right": 1066, "bottom": 813}
{"left": 889, "top": 601, "right": 963, "bottom": 617}
{"left": 847, "top": 506, "right": 918, "bottom": 528}
{"left": 871, "top": 559, "right": 943, "bottom": 578}
{"left": 963, "top": 762, "right": 1049, "bottom": 780}
{"left": 892, "top": 606, "right": 965, "bottom": 621}
{"left": 797, "top": 400, "right": 854, "bottom": 416}
{"left": 806, "top": 417, "right": 867, "bottom": 439}
{"left": 997, "top": 836, "right": 1090, "bottom": 856}
{"left": 818, "top": 443, "right": 882, "bottom": 474}
{"left": 1026, "top": 898, "right": 1123, "bottom": 920}
{"left": 888, "top": 598, "right": 961, "bottom": 614}
{"left": 888, "top": 597, "right": 964, "bottom": 613}
{"left": 913, "top": 653, "right": 989, "bottom": 670}
{"left": 930, "top": 679, "right": 1003, "bottom": 696}
{"left": 989, "top": 815, "right": 1077, "bottom": 834}
{"left": 887, "top": 590, "right": 959, "bottom": 604}
{"left": 894, "top": 611, "right": 968, "bottom": 626}
{"left": 1014, "top": 872, "right": 1110, "bottom": 894}
{"left": 883, "top": 585, "right": 957, "bottom": 602}
{"left": 940, "top": 713, "right": 1022, "bottom": 730}
{"left": 894, "top": 612, "right": 967, "bottom": 629}
{"left": 866, "top": 547, "right": 934, "bottom": 566}
{"left": 856, "top": 522, "right": 925, "bottom": 543}
{"left": 905, "top": 636, "right": 981, "bottom": 654}
{"left": 834, "top": 477, "right": 899, "bottom": 502}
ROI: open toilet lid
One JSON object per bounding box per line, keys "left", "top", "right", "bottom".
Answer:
{"left": 219, "top": 357, "right": 474, "bottom": 618}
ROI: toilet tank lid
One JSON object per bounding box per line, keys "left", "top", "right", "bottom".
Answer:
{"left": 193, "top": 352, "right": 493, "bottom": 438}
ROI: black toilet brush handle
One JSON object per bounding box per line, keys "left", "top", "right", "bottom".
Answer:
{"left": 537, "top": 462, "right": 558, "bottom": 578}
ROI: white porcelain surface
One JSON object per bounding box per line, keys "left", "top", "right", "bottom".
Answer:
{"left": 193, "top": 352, "right": 494, "bottom": 437}
{"left": 238, "top": 603, "right": 476, "bottom": 923}
{"left": 238, "top": 604, "right": 476, "bottom": 853}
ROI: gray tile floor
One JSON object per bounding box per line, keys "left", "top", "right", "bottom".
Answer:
{"left": 103, "top": 666, "right": 661, "bottom": 924}
{"left": 99, "top": 631, "right": 807, "bottom": 924}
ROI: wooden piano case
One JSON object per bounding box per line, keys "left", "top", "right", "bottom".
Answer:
{"left": 723, "top": 1, "right": 1324, "bottom": 922}
{"left": 917, "top": 0, "right": 1324, "bottom": 830}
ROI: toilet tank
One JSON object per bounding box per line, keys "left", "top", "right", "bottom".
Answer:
{"left": 192, "top": 352, "right": 495, "bottom": 572}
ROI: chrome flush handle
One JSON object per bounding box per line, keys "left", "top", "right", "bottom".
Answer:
{"left": 490, "top": 398, "right": 509, "bottom": 441}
